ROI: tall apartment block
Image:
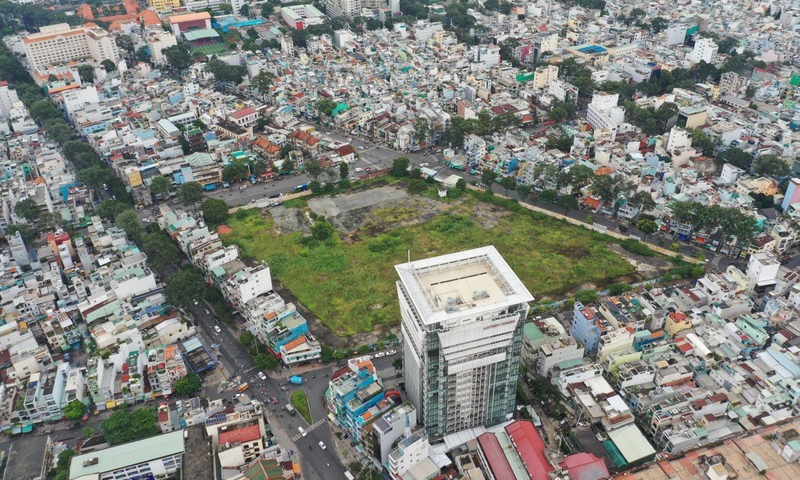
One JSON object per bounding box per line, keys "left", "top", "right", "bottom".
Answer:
{"left": 22, "top": 23, "right": 119, "bottom": 70}
{"left": 395, "top": 246, "right": 533, "bottom": 437}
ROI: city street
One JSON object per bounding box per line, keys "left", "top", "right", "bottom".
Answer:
{"left": 189, "top": 301, "right": 347, "bottom": 480}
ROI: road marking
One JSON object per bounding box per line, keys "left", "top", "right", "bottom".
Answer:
{"left": 289, "top": 420, "right": 327, "bottom": 441}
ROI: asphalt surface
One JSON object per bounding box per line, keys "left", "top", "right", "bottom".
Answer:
{"left": 189, "top": 301, "right": 347, "bottom": 480}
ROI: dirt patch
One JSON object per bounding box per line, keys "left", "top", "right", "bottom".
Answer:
{"left": 607, "top": 243, "right": 673, "bottom": 279}
{"left": 270, "top": 205, "right": 307, "bottom": 234}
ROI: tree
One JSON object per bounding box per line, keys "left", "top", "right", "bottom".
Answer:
{"left": 173, "top": 373, "right": 202, "bottom": 396}
{"left": 254, "top": 352, "right": 278, "bottom": 370}
{"left": 316, "top": 98, "right": 337, "bottom": 117}
{"left": 392, "top": 157, "right": 410, "bottom": 177}
{"left": 557, "top": 194, "right": 579, "bottom": 211}
{"left": 745, "top": 85, "right": 756, "bottom": 98}
{"left": 115, "top": 210, "right": 142, "bottom": 242}
{"left": 201, "top": 198, "right": 229, "bottom": 226}
{"left": 412, "top": 117, "right": 429, "bottom": 146}
{"left": 339, "top": 162, "right": 349, "bottom": 181}
{"left": 498, "top": 176, "right": 516, "bottom": 196}
{"left": 281, "top": 159, "right": 295, "bottom": 174}
{"left": 628, "top": 190, "right": 656, "bottom": 213}
{"left": 136, "top": 46, "right": 151, "bottom": 63}
{"left": 636, "top": 219, "right": 658, "bottom": 235}
{"left": 304, "top": 157, "right": 324, "bottom": 181}
{"left": 311, "top": 220, "right": 335, "bottom": 241}
{"left": 101, "top": 408, "right": 158, "bottom": 445}
{"left": 101, "top": 59, "right": 116, "bottom": 72}
{"left": 78, "top": 165, "right": 112, "bottom": 190}
{"left": 716, "top": 147, "right": 751, "bottom": 169}
{"left": 5, "top": 224, "right": 36, "bottom": 245}
{"left": 77, "top": 64, "right": 94, "bottom": 84}
{"left": 162, "top": 43, "right": 192, "bottom": 71}
{"left": 592, "top": 174, "right": 633, "bottom": 214}
{"left": 546, "top": 133, "right": 573, "bottom": 152}
{"left": 717, "top": 36, "right": 738, "bottom": 55}
{"left": 14, "top": 198, "right": 39, "bottom": 222}
{"left": 149, "top": 176, "right": 171, "bottom": 198}
{"left": 165, "top": 268, "right": 206, "bottom": 308}
{"left": 142, "top": 232, "right": 180, "bottom": 273}
{"left": 95, "top": 200, "right": 132, "bottom": 222}
{"left": 63, "top": 399, "right": 86, "bottom": 422}
{"left": 116, "top": 34, "right": 134, "bottom": 54}
{"left": 205, "top": 58, "right": 247, "bottom": 84}
{"left": 178, "top": 182, "right": 204, "bottom": 210}
{"left": 455, "top": 178, "right": 467, "bottom": 191}
{"left": 82, "top": 427, "right": 94, "bottom": 438}
{"left": 481, "top": 170, "right": 497, "bottom": 191}
{"left": 650, "top": 16, "right": 668, "bottom": 34}
{"left": 222, "top": 162, "right": 249, "bottom": 183}
{"left": 752, "top": 154, "right": 789, "bottom": 177}
{"left": 516, "top": 184, "right": 531, "bottom": 200}
{"left": 239, "top": 3, "right": 249, "bottom": 16}
{"left": 251, "top": 70, "right": 274, "bottom": 94}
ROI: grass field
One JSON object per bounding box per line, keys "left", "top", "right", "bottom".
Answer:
{"left": 290, "top": 390, "right": 312, "bottom": 424}
{"left": 222, "top": 189, "right": 636, "bottom": 337}
{"left": 192, "top": 43, "right": 228, "bottom": 56}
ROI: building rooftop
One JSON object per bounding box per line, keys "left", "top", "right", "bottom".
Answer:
{"left": 395, "top": 246, "right": 533, "bottom": 324}
{"left": 68, "top": 430, "right": 184, "bottom": 479}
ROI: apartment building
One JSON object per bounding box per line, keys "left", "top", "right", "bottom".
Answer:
{"left": 68, "top": 430, "right": 185, "bottom": 480}
{"left": 23, "top": 23, "right": 119, "bottom": 69}
{"left": 396, "top": 246, "right": 533, "bottom": 437}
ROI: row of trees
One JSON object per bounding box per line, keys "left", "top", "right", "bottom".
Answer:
{"left": 440, "top": 111, "right": 521, "bottom": 148}
{"left": 670, "top": 201, "right": 758, "bottom": 245}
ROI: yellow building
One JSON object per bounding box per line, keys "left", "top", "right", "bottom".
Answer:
{"left": 150, "top": 0, "right": 180, "bottom": 13}
{"left": 664, "top": 312, "right": 692, "bottom": 337}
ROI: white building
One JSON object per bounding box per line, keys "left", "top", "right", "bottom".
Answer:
{"left": 325, "top": 0, "right": 360, "bottom": 18}
{"left": 539, "top": 337, "right": 584, "bottom": 378}
{"left": 387, "top": 429, "right": 430, "bottom": 480}
{"left": 690, "top": 38, "right": 718, "bottom": 64}
{"left": 147, "top": 32, "right": 178, "bottom": 65}
{"left": 23, "top": 23, "right": 119, "bottom": 69}
{"left": 746, "top": 252, "right": 780, "bottom": 292}
{"left": 396, "top": 246, "right": 533, "bottom": 437}
{"left": 0, "top": 82, "right": 20, "bottom": 118}
{"left": 587, "top": 92, "right": 624, "bottom": 142}
{"left": 281, "top": 4, "right": 327, "bottom": 29}
{"left": 665, "top": 24, "right": 686, "bottom": 46}
{"left": 371, "top": 403, "right": 418, "bottom": 467}
{"left": 68, "top": 430, "right": 185, "bottom": 480}
{"left": 720, "top": 163, "right": 745, "bottom": 184}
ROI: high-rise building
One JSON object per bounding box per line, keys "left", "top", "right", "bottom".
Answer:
{"left": 395, "top": 246, "right": 533, "bottom": 437}
{"left": 689, "top": 38, "right": 718, "bottom": 64}
{"left": 22, "top": 23, "right": 119, "bottom": 70}
{"left": 719, "top": 71, "right": 741, "bottom": 97}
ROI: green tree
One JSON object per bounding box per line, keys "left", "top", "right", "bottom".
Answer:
{"left": 142, "top": 232, "right": 180, "bottom": 273}
{"left": 316, "top": 98, "right": 337, "bottom": 117}
{"left": 116, "top": 34, "right": 134, "bottom": 54}
{"left": 63, "top": 399, "right": 86, "bottom": 422}
{"left": 178, "top": 181, "right": 204, "bottom": 210}
{"left": 716, "top": 147, "right": 751, "bottom": 169}
{"left": 77, "top": 64, "right": 94, "bottom": 84}
{"left": 205, "top": 58, "right": 247, "bottom": 84}
{"left": 173, "top": 373, "right": 202, "bottom": 396}
{"left": 5, "top": 224, "right": 36, "bottom": 244}
{"left": 14, "top": 198, "right": 39, "bottom": 222}
{"left": 82, "top": 427, "right": 94, "bottom": 438}
{"left": 222, "top": 162, "right": 250, "bottom": 182}
{"left": 251, "top": 70, "right": 274, "bottom": 94}
{"left": 515, "top": 184, "right": 531, "bottom": 200}
{"left": 752, "top": 154, "right": 789, "bottom": 177}
{"left": 412, "top": 117, "right": 430, "bottom": 146}
{"left": 650, "top": 16, "right": 669, "bottom": 34}
{"left": 304, "top": 156, "right": 324, "bottom": 181}
{"left": 101, "top": 59, "right": 116, "bottom": 72}
{"left": 136, "top": 46, "right": 151, "bottom": 63}
{"left": 636, "top": 218, "right": 658, "bottom": 235}
{"left": 281, "top": 159, "right": 295, "bottom": 174}
{"left": 115, "top": 210, "right": 142, "bottom": 242}
{"left": 392, "top": 157, "right": 410, "bottom": 177}
{"left": 95, "top": 200, "right": 132, "bottom": 222}
{"left": 149, "top": 176, "right": 171, "bottom": 198}
{"left": 101, "top": 408, "right": 158, "bottom": 445}
{"left": 717, "top": 36, "right": 738, "bottom": 55}
{"left": 628, "top": 190, "right": 656, "bottom": 213}
{"left": 311, "top": 220, "right": 335, "bottom": 241}
{"left": 201, "top": 198, "right": 229, "bottom": 226}
{"left": 78, "top": 165, "right": 112, "bottom": 190}
{"left": 481, "top": 170, "right": 497, "bottom": 191}
{"left": 557, "top": 194, "right": 579, "bottom": 211}
{"left": 165, "top": 268, "right": 206, "bottom": 308}
{"left": 254, "top": 352, "right": 278, "bottom": 370}
{"left": 162, "top": 43, "right": 193, "bottom": 71}
{"left": 455, "top": 178, "right": 467, "bottom": 191}
{"left": 592, "top": 174, "right": 633, "bottom": 214}
{"left": 498, "top": 176, "right": 516, "bottom": 196}
{"left": 339, "top": 161, "right": 349, "bottom": 180}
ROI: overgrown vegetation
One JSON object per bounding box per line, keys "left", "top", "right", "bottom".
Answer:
{"left": 290, "top": 390, "right": 312, "bottom": 424}
{"left": 223, "top": 189, "right": 636, "bottom": 335}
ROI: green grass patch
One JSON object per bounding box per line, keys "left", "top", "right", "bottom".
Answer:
{"left": 620, "top": 239, "right": 655, "bottom": 256}
{"left": 290, "top": 390, "right": 312, "bottom": 424}
{"left": 223, "top": 190, "right": 637, "bottom": 336}
{"left": 192, "top": 43, "right": 228, "bottom": 56}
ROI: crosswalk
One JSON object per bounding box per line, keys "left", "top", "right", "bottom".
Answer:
{"left": 290, "top": 419, "right": 326, "bottom": 441}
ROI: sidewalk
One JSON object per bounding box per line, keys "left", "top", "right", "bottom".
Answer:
{"left": 229, "top": 190, "right": 311, "bottom": 213}
{"left": 468, "top": 185, "right": 703, "bottom": 264}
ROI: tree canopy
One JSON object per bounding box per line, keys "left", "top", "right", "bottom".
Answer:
{"left": 752, "top": 154, "right": 789, "bottom": 178}
{"left": 63, "top": 399, "right": 86, "bottom": 422}
{"left": 178, "top": 182, "right": 204, "bottom": 209}
{"left": 201, "top": 198, "right": 230, "bottom": 226}
{"left": 165, "top": 268, "right": 206, "bottom": 308}
{"left": 173, "top": 373, "right": 202, "bottom": 396}
{"left": 101, "top": 408, "right": 158, "bottom": 445}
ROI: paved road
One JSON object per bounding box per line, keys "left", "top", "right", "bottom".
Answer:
{"left": 190, "top": 302, "right": 346, "bottom": 480}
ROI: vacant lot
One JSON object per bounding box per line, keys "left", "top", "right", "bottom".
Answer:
{"left": 222, "top": 185, "right": 638, "bottom": 337}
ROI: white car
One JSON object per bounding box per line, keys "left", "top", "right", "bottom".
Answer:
{"left": 258, "top": 372, "right": 267, "bottom": 380}
{"left": 298, "top": 427, "right": 307, "bottom": 437}
{"left": 214, "top": 325, "right": 221, "bottom": 333}
{"left": 318, "top": 441, "right": 326, "bottom": 450}
{"left": 193, "top": 300, "right": 199, "bottom": 306}
{"left": 374, "top": 352, "right": 386, "bottom": 358}
{"left": 386, "top": 350, "right": 397, "bottom": 356}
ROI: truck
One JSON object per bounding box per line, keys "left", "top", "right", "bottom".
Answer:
{"left": 344, "top": 472, "right": 355, "bottom": 480}
{"left": 293, "top": 183, "right": 309, "bottom": 193}
{"left": 285, "top": 404, "right": 296, "bottom": 416}
{"left": 355, "top": 167, "right": 364, "bottom": 173}
{"left": 289, "top": 375, "right": 303, "bottom": 385}
{"left": 237, "top": 382, "right": 250, "bottom": 393}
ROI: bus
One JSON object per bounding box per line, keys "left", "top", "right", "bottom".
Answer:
{"left": 237, "top": 382, "right": 250, "bottom": 393}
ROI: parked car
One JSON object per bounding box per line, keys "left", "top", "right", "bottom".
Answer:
{"left": 374, "top": 352, "right": 386, "bottom": 358}
{"left": 298, "top": 427, "right": 307, "bottom": 437}
{"left": 214, "top": 325, "right": 221, "bottom": 333}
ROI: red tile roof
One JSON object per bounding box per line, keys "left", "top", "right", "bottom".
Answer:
{"left": 219, "top": 424, "right": 261, "bottom": 445}
{"left": 231, "top": 107, "right": 257, "bottom": 119}
{"left": 477, "top": 433, "right": 515, "bottom": 480}
{"left": 560, "top": 452, "right": 609, "bottom": 480}
{"left": 505, "top": 420, "right": 553, "bottom": 480}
